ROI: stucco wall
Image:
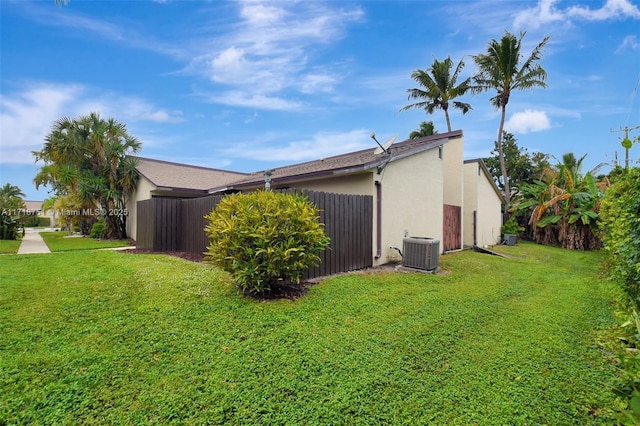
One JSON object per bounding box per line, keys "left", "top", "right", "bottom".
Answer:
{"left": 443, "top": 135, "right": 463, "bottom": 207}
{"left": 289, "top": 172, "right": 374, "bottom": 196}
{"left": 377, "top": 147, "right": 444, "bottom": 264}
{"left": 463, "top": 162, "right": 502, "bottom": 247}
{"left": 125, "top": 175, "right": 156, "bottom": 241}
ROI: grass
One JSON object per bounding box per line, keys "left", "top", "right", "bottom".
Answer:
{"left": 0, "top": 239, "right": 21, "bottom": 254}
{"left": 0, "top": 242, "right": 625, "bottom": 424}
{"left": 39, "top": 231, "right": 132, "bottom": 252}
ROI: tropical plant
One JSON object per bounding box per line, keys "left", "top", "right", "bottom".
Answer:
{"left": 409, "top": 121, "right": 438, "bottom": 139}
{"left": 204, "top": 191, "right": 330, "bottom": 295}
{"left": 400, "top": 56, "right": 474, "bottom": 132}
{"left": 511, "top": 153, "right": 608, "bottom": 250}
{"left": 472, "top": 31, "right": 550, "bottom": 209}
{"left": 33, "top": 113, "right": 140, "bottom": 239}
{"left": 0, "top": 183, "right": 27, "bottom": 213}
{"left": 599, "top": 167, "right": 640, "bottom": 305}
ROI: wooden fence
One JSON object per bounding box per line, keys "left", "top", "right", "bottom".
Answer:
{"left": 136, "top": 190, "right": 373, "bottom": 279}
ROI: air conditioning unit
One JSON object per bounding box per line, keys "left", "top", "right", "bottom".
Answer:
{"left": 402, "top": 237, "right": 440, "bottom": 271}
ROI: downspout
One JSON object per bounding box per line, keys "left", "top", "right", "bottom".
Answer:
{"left": 375, "top": 180, "right": 382, "bottom": 259}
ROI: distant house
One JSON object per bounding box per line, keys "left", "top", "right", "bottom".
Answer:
{"left": 23, "top": 200, "right": 56, "bottom": 227}
{"left": 126, "top": 130, "right": 503, "bottom": 266}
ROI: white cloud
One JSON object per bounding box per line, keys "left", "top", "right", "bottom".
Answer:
{"left": 208, "top": 91, "right": 303, "bottom": 111}
{"left": 617, "top": 34, "right": 640, "bottom": 52}
{"left": 504, "top": 110, "right": 551, "bottom": 134}
{"left": 191, "top": 1, "right": 364, "bottom": 106}
{"left": 513, "top": 0, "right": 640, "bottom": 30}
{"left": 221, "top": 129, "right": 374, "bottom": 162}
{"left": 567, "top": 0, "right": 640, "bottom": 20}
{"left": 0, "top": 82, "right": 183, "bottom": 164}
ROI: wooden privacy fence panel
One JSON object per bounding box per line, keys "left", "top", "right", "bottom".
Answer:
{"left": 136, "top": 190, "right": 373, "bottom": 279}
{"left": 180, "top": 195, "right": 226, "bottom": 253}
{"left": 281, "top": 189, "right": 373, "bottom": 280}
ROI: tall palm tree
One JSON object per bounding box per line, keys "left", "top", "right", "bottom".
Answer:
{"left": 409, "top": 121, "right": 438, "bottom": 139}
{"left": 33, "top": 112, "right": 141, "bottom": 239}
{"left": 401, "top": 56, "right": 474, "bottom": 132}
{"left": 472, "top": 31, "right": 550, "bottom": 209}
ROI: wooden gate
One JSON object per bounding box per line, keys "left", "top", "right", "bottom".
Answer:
{"left": 443, "top": 204, "right": 462, "bottom": 252}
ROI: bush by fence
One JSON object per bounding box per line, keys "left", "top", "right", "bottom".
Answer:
{"left": 136, "top": 189, "right": 373, "bottom": 280}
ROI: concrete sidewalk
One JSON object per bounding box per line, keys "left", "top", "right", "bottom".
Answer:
{"left": 17, "top": 229, "right": 51, "bottom": 254}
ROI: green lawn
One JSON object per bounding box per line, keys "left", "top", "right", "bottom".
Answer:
{"left": 39, "top": 231, "right": 132, "bottom": 251}
{"left": 0, "top": 239, "right": 21, "bottom": 254}
{"left": 0, "top": 243, "right": 625, "bottom": 424}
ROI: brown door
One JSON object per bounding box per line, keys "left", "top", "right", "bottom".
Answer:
{"left": 443, "top": 204, "right": 462, "bottom": 251}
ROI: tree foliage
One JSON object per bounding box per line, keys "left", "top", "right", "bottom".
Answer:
{"left": 204, "top": 191, "right": 331, "bottom": 295}
{"left": 511, "top": 153, "right": 608, "bottom": 250}
{"left": 409, "top": 121, "right": 438, "bottom": 139}
{"left": 483, "top": 131, "right": 549, "bottom": 197}
{"left": 472, "top": 31, "right": 549, "bottom": 209}
{"left": 0, "top": 183, "right": 26, "bottom": 240}
{"left": 599, "top": 167, "right": 640, "bottom": 305}
{"left": 401, "top": 56, "right": 474, "bottom": 132}
{"left": 33, "top": 113, "right": 140, "bottom": 239}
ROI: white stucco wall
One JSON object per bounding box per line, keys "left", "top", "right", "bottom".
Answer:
{"left": 463, "top": 162, "right": 503, "bottom": 247}
{"left": 443, "top": 135, "right": 463, "bottom": 207}
{"left": 377, "top": 147, "right": 444, "bottom": 264}
{"left": 290, "top": 172, "right": 374, "bottom": 196}
{"left": 125, "top": 175, "right": 156, "bottom": 241}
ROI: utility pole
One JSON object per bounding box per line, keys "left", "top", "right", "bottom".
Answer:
{"left": 611, "top": 125, "right": 640, "bottom": 169}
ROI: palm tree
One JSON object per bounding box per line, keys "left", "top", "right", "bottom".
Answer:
{"left": 400, "top": 56, "right": 474, "bottom": 132}
{"left": 409, "top": 121, "right": 438, "bottom": 139}
{"left": 33, "top": 112, "right": 141, "bottom": 239}
{"left": 0, "top": 183, "right": 27, "bottom": 214}
{"left": 472, "top": 31, "right": 550, "bottom": 209}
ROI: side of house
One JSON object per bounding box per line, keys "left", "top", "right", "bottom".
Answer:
{"left": 463, "top": 159, "right": 504, "bottom": 247}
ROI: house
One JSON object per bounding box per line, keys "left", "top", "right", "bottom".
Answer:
{"left": 22, "top": 200, "right": 56, "bottom": 227}
{"left": 463, "top": 159, "right": 504, "bottom": 248}
{"left": 127, "top": 130, "right": 504, "bottom": 268}
{"left": 125, "top": 157, "right": 249, "bottom": 240}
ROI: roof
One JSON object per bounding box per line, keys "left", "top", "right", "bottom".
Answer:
{"left": 133, "top": 156, "right": 249, "bottom": 193}
{"left": 23, "top": 200, "right": 43, "bottom": 212}
{"left": 209, "top": 130, "right": 463, "bottom": 193}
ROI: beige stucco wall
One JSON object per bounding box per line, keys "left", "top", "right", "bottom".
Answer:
{"left": 463, "top": 162, "right": 503, "bottom": 247}
{"left": 289, "top": 172, "right": 374, "bottom": 196}
{"left": 377, "top": 148, "right": 444, "bottom": 265}
{"left": 443, "top": 135, "right": 463, "bottom": 207}
{"left": 125, "top": 175, "right": 156, "bottom": 241}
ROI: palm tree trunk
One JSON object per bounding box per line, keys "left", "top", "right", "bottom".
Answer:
{"left": 444, "top": 109, "right": 452, "bottom": 132}
{"left": 497, "top": 105, "right": 510, "bottom": 210}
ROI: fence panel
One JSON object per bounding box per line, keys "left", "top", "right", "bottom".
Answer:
{"left": 137, "top": 190, "right": 373, "bottom": 279}
{"left": 180, "top": 194, "right": 225, "bottom": 254}
{"left": 136, "top": 199, "right": 155, "bottom": 250}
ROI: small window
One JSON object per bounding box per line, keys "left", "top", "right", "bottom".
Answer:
{"left": 438, "top": 145, "right": 443, "bottom": 159}
{"left": 478, "top": 164, "right": 481, "bottom": 176}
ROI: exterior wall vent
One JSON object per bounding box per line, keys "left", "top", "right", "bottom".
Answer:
{"left": 402, "top": 237, "right": 440, "bottom": 270}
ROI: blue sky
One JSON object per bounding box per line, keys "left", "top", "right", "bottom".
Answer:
{"left": 1, "top": 0, "right": 639, "bottom": 201}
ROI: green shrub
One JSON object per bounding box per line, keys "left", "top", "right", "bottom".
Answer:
{"left": 501, "top": 216, "right": 524, "bottom": 237}
{"left": 599, "top": 168, "right": 640, "bottom": 305}
{"left": 204, "top": 190, "right": 330, "bottom": 294}
{"left": 1, "top": 213, "right": 22, "bottom": 240}
{"left": 89, "top": 219, "right": 106, "bottom": 239}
